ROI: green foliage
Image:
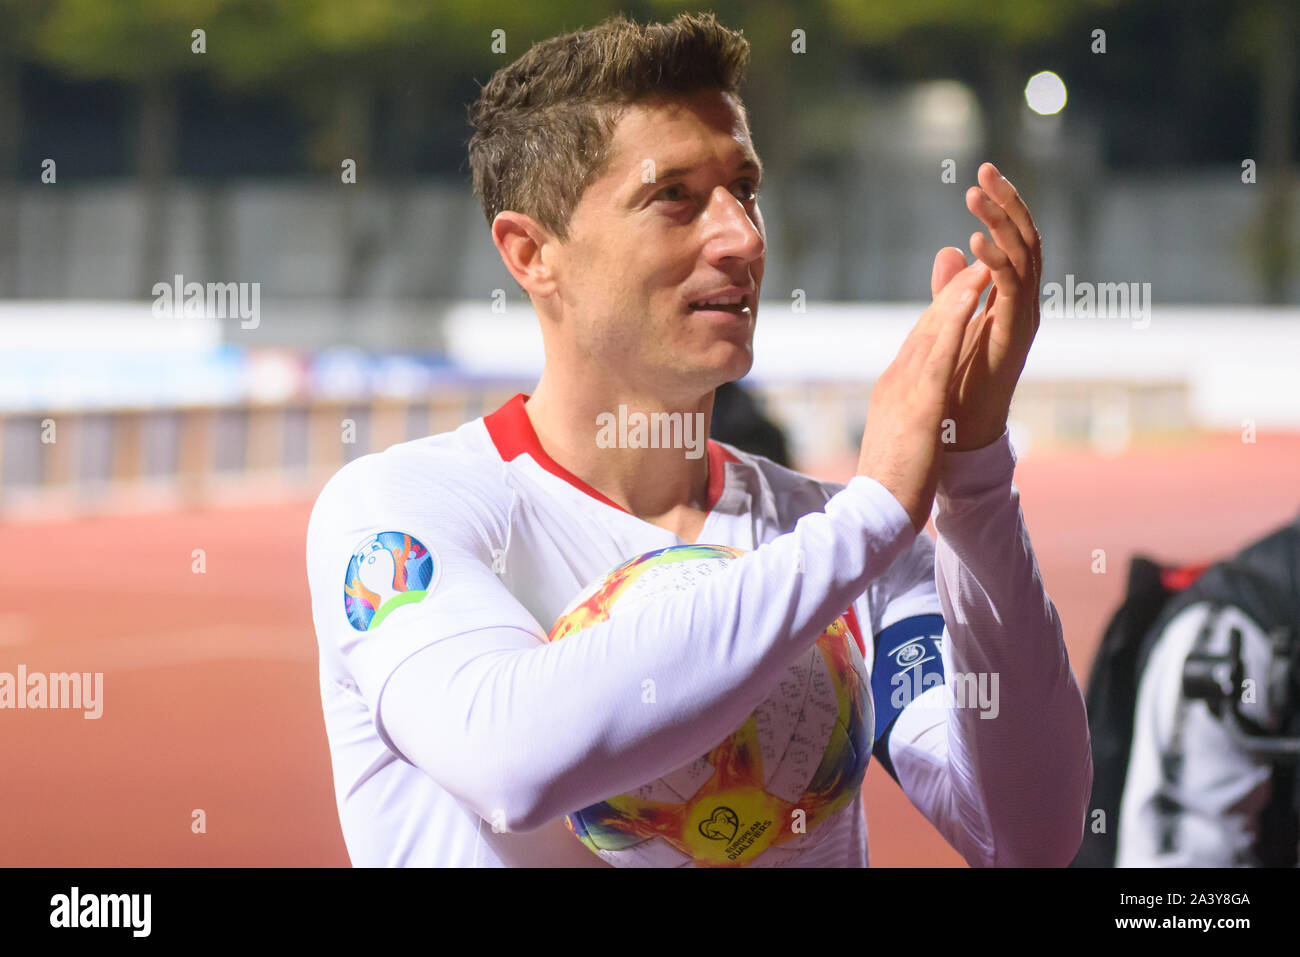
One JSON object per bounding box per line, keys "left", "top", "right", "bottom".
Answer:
{"left": 825, "top": 0, "right": 1121, "bottom": 47}
{"left": 0, "top": 0, "right": 51, "bottom": 58}
{"left": 32, "top": 0, "right": 225, "bottom": 83}
{"left": 16, "top": 0, "right": 633, "bottom": 89}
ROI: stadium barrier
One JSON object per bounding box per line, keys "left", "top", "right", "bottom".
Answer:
{"left": 0, "top": 378, "right": 1190, "bottom": 519}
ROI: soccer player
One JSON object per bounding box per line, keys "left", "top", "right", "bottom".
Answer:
{"left": 307, "top": 12, "right": 1092, "bottom": 866}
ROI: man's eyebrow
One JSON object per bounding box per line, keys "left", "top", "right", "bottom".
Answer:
{"left": 629, "top": 154, "right": 765, "bottom": 201}
{"left": 652, "top": 156, "right": 764, "bottom": 183}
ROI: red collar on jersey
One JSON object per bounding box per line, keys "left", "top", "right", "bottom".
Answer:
{"left": 484, "top": 393, "right": 735, "bottom": 515}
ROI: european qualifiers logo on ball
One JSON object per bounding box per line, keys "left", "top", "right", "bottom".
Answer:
{"left": 699, "top": 806, "right": 739, "bottom": 842}
{"left": 344, "top": 532, "right": 436, "bottom": 632}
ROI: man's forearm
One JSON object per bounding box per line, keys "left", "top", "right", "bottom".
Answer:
{"left": 932, "top": 430, "right": 1091, "bottom": 865}
{"left": 890, "top": 430, "right": 1092, "bottom": 866}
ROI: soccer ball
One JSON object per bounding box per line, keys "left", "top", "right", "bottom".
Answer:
{"left": 546, "top": 543, "right": 871, "bottom": 867}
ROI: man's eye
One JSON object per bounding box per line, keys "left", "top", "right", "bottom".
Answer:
{"left": 654, "top": 182, "right": 758, "bottom": 206}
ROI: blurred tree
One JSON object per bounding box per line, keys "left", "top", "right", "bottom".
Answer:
{"left": 14, "top": 0, "right": 1293, "bottom": 302}
{"left": 1231, "top": 0, "right": 1297, "bottom": 303}
{"left": 826, "top": 0, "right": 1119, "bottom": 174}
{"left": 831, "top": 0, "right": 1297, "bottom": 302}
{"left": 33, "top": 0, "right": 228, "bottom": 294}
{"left": 201, "top": 0, "right": 622, "bottom": 297}
{"left": 27, "top": 0, "right": 627, "bottom": 298}
{"left": 0, "top": 0, "right": 46, "bottom": 296}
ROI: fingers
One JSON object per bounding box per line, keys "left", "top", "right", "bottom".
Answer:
{"left": 953, "top": 284, "right": 995, "bottom": 374}
{"left": 911, "top": 261, "right": 988, "bottom": 387}
{"left": 901, "top": 260, "right": 989, "bottom": 359}
{"left": 966, "top": 186, "right": 1031, "bottom": 280}
{"left": 934, "top": 260, "right": 990, "bottom": 315}
{"left": 924, "top": 283, "right": 980, "bottom": 391}
{"left": 977, "top": 162, "right": 1040, "bottom": 260}
{"left": 930, "top": 246, "right": 967, "bottom": 298}
{"left": 947, "top": 285, "right": 996, "bottom": 405}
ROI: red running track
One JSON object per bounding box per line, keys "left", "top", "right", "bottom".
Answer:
{"left": 0, "top": 431, "right": 1295, "bottom": 866}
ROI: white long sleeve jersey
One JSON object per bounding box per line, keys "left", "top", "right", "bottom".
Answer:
{"left": 306, "top": 393, "right": 1092, "bottom": 867}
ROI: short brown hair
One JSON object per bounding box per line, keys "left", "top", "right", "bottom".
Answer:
{"left": 467, "top": 11, "right": 751, "bottom": 242}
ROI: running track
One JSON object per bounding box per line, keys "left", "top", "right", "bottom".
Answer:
{"left": 1, "top": 431, "right": 1296, "bottom": 866}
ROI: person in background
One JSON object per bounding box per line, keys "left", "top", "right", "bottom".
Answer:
{"left": 709, "top": 380, "right": 792, "bottom": 468}
{"left": 1116, "top": 514, "right": 1300, "bottom": 866}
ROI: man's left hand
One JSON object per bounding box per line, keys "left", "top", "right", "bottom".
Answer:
{"left": 931, "top": 162, "right": 1042, "bottom": 452}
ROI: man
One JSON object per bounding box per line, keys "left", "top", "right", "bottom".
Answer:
{"left": 306, "top": 12, "right": 1091, "bottom": 867}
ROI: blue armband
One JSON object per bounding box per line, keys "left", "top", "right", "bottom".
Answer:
{"left": 870, "top": 614, "right": 945, "bottom": 782}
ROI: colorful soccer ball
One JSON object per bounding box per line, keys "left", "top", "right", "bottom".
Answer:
{"left": 546, "top": 543, "right": 871, "bottom": 867}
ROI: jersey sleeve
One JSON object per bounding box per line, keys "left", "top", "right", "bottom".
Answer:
{"left": 1115, "top": 602, "right": 1279, "bottom": 866}
{"left": 864, "top": 530, "right": 946, "bottom": 781}
{"left": 307, "top": 446, "right": 920, "bottom": 834}
{"left": 306, "top": 447, "right": 546, "bottom": 709}
{"left": 876, "top": 430, "right": 1093, "bottom": 867}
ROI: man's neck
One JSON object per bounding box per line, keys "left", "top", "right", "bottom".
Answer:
{"left": 524, "top": 373, "right": 716, "bottom": 530}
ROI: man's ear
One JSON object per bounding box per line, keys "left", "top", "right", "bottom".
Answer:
{"left": 491, "top": 211, "right": 559, "bottom": 300}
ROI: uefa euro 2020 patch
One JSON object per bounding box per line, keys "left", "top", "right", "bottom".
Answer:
{"left": 344, "top": 532, "right": 437, "bottom": 632}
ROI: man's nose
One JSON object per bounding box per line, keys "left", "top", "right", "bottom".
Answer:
{"left": 704, "top": 188, "right": 764, "bottom": 263}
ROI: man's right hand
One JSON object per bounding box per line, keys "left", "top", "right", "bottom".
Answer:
{"left": 857, "top": 261, "right": 992, "bottom": 532}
